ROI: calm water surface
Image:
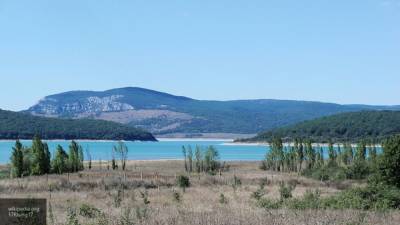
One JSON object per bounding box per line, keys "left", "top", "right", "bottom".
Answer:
{"left": 0, "top": 140, "right": 268, "bottom": 164}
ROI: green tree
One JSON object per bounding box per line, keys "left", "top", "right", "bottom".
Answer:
{"left": 43, "top": 143, "right": 51, "bottom": 174}
{"left": 295, "top": 139, "right": 304, "bottom": 172}
{"left": 52, "top": 145, "right": 68, "bottom": 174}
{"left": 31, "top": 135, "right": 46, "bottom": 175}
{"left": 204, "top": 146, "right": 220, "bottom": 173}
{"left": 368, "top": 143, "right": 378, "bottom": 165}
{"left": 10, "top": 140, "right": 24, "bottom": 178}
{"left": 376, "top": 135, "right": 400, "bottom": 188}
{"left": 355, "top": 140, "right": 367, "bottom": 162}
{"left": 68, "top": 141, "right": 80, "bottom": 172}
{"left": 305, "top": 139, "right": 316, "bottom": 169}
{"left": 327, "top": 140, "right": 337, "bottom": 166}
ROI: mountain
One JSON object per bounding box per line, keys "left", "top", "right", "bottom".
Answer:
{"left": 0, "top": 109, "right": 156, "bottom": 141}
{"left": 243, "top": 111, "right": 400, "bottom": 143}
{"left": 25, "top": 87, "right": 400, "bottom": 135}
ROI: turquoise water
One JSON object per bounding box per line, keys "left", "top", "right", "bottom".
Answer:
{"left": 0, "top": 140, "right": 268, "bottom": 164}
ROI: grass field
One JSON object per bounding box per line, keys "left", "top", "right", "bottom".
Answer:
{"left": 0, "top": 160, "right": 399, "bottom": 225}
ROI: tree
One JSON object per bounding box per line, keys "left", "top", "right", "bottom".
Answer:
{"left": 187, "top": 146, "right": 193, "bottom": 173}
{"left": 113, "top": 141, "right": 128, "bottom": 170}
{"left": 78, "top": 145, "right": 84, "bottom": 170}
{"left": 86, "top": 146, "right": 92, "bottom": 170}
{"left": 182, "top": 146, "right": 188, "bottom": 172}
{"left": 31, "top": 135, "right": 46, "bottom": 175}
{"left": 376, "top": 135, "right": 400, "bottom": 188}
{"left": 195, "top": 146, "right": 202, "bottom": 173}
{"left": 327, "top": 140, "right": 337, "bottom": 166}
{"left": 68, "top": 141, "right": 80, "bottom": 172}
{"left": 43, "top": 143, "right": 51, "bottom": 174}
{"left": 368, "top": 143, "right": 377, "bottom": 165}
{"left": 355, "top": 140, "right": 367, "bottom": 162}
{"left": 295, "top": 139, "right": 304, "bottom": 172}
{"left": 305, "top": 139, "right": 316, "bottom": 169}
{"left": 204, "top": 146, "right": 220, "bottom": 173}
{"left": 52, "top": 145, "right": 68, "bottom": 174}
{"left": 10, "top": 140, "right": 24, "bottom": 178}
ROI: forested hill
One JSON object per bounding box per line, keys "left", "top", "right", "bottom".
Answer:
{"left": 25, "top": 87, "right": 400, "bottom": 135}
{"left": 0, "top": 109, "right": 156, "bottom": 141}
{"left": 242, "top": 111, "right": 400, "bottom": 143}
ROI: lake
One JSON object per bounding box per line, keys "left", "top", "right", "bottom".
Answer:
{"left": 0, "top": 139, "right": 268, "bottom": 164}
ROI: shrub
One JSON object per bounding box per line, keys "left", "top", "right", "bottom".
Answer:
{"left": 176, "top": 175, "right": 190, "bottom": 191}
{"left": 66, "top": 206, "right": 80, "bottom": 225}
{"left": 219, "top": 193, "right": 228, "bottom": 204}
{"left": 279, "top": 182, "right": 296, "bottom": 200}
{"left": 303, "top": 164, "right": 347, "bottom": 182}
{"left": 113, "top": 189, "right": 123, "bottom": 208}
{"left": 119, "top": 207, "right": 135, "bottom": 225}
{"left": 231, "top": 175, "right": 242, "bottom": 191}
{"left": 172, "top": 191, "right": 181, "bottom": 202}
{"left": 79, "top": 203, "right": 101, "bottom": 218}
{"left": 140, "top": 191, "right": 150, "bottom": 205}
{"left": 321, "top": 184, "right": 400, "bottom": 210}
{"left": 257, "top": 198, "right": 282, "bottom": 209}
{"left": 346, "top": 161, "right": 370, "bottom": 180}
{"left": 286, "top": 189, "right": 321, "bottom": 210}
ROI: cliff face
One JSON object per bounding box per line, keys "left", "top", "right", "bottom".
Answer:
{"left": 29, "top": 95, "right": 135, "bottom": 116}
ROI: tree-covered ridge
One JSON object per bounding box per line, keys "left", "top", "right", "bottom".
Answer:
{"left": 245, "top": 111, "right": 400, "bottom": 143}
{"left": 0, "top": 109, "right": 156, "bottom": 141}
{"left": 26, "top": 87, "right": 400, "bottom": 135}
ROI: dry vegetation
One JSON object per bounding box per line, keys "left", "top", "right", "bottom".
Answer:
{"left": 0, "top": 160, "right": 399, "bottom": 225}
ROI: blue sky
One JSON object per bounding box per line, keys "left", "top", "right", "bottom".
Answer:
{"left": 0, "top": 0, "right": 399, "bottom": 111}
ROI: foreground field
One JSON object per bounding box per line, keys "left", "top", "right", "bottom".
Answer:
{"left": 0, "top": 160, "right": 399, "bottom": 225}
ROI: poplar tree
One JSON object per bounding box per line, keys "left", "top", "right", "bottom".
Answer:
{"left": 195, "top": 146, "right": 202, "bottom": 173}
{"left": 43, "top": 143, "right": 51, "bottom": 174}
{"left": 10, "top": 140, "right": 24, "bottom": 178}
{"left": 68, "top": 141, "right": 80, "bottom": 172}
{"left": 31, "top": 135, "right": 46, "bottom": 175}
{"left": 327, "top": 140, "right": 337, "bottom": 166}
{"left": 188, "top": 146, "right": 193, "bottom": 173}
{"left": 182, "top": 146, "right": 188, "bottom": 172}
{"left": 52, "top": 145, "right": 68, "bottom": 174}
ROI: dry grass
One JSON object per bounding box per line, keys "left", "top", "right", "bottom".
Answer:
{"left": 0, "top": 160, "right": 399, "bottom": 225}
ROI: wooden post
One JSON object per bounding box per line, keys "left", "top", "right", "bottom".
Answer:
{"left": 140, "top": 171, "right": 143, "bottom": 181}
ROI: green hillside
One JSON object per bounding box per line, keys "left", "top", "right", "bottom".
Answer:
{"left": 244, "top": 111, "right": 400, "bottom": 143}
{"left": 0, "top": 109, "right": 156, "bottom": 141}
{"left": 26, "top": 87, "right": 400, "bottom": 135}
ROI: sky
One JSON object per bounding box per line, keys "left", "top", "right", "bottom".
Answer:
{"left": 0, "top": 0, "right": 399, "bottom": 111}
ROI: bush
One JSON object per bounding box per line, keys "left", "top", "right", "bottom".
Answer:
{"left": 286, "top": 189, "right": 321, "bottom": 210}
{"left": 79, "top": 204, "right": 101, "bottom": 218}
{"left": 321, "top": 184, "right": 400, "bottom": 210}
{"left": 346, "top": 161, "right": 370, "bottom": 180}
{"left": 279, "top": 182, "right": 296, "bottom": 200}
{"left": 176, "top": 175, "right": 190, "bottom": 191}
{"left": 172, "top": 191, "right": 181, "bottom": 202}
{"left": 257, "top": 198, "right": 282, "bottom": 209}
{"left": 251, "top": 188, "right": 265, "bottom": 201}
{"left": 219, "top": 193, "right": 228, "bottom": 204}
{"left": 231, "top": 175, "right": 242, "bottom": 191}
{"left": 303, "top": 164, "right": 347, "bottom": 182}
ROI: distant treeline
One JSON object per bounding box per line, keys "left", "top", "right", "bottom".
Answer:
{"left": 0, "top": 109, "right": 156, "bottom": 141}
{"left": 244, "top": 111, "right": 400, "bottom": 143}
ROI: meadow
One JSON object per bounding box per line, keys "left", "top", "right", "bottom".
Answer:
{"left": 0, "top": 160, "right": 399, "bottom": 225}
